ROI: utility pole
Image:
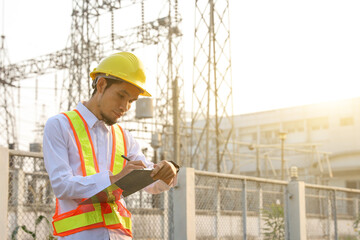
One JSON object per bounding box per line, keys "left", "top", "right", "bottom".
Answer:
{"left": 0, "top": 34, "right": 17, "bottom": 149}
{"left": 278, "top": 131, "right": 287, "bottom": 180}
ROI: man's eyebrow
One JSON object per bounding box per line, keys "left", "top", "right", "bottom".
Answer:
{"left": 119, "top": 89, "right": 130, "bottom": 97}
{"left": 119, "top": 90, "right": 138, "bottom": 100}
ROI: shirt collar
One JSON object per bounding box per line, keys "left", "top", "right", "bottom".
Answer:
{"left": 76, "top": 102, "right": 100, "bottom": 129}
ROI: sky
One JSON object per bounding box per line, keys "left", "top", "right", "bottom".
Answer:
{"left": 1, "top": 0, "right": 360, "bottom": 149}
{"left": 231, "top": 0, "right": 360, "bottom": 114}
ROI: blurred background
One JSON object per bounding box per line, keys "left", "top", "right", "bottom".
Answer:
{"left": 1, "top": 0, "right": 360, "bottom": 239}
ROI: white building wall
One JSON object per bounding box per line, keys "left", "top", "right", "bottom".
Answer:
{"left": 225, "top": 97, "right": 360, "bottom": 186}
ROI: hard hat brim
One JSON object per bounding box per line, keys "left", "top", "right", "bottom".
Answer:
{"left": 91, "top": 72, "right": 151, "bottom": 97}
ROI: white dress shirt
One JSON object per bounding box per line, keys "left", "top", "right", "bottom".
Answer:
{"left": 43, "top": 102, "right": 172, "bottom": 240}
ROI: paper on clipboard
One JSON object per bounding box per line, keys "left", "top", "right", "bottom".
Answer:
{"left": 79, "top": 169, "right": 155, "bottom": 205}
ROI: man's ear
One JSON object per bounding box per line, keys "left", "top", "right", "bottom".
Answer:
{"left": 96, "top": 77, "right": 107, "bottom": 93}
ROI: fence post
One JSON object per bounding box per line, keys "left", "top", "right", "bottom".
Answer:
{"left": 15, "top": 169, "right": 25, "bottom": 239}
{"left": 327, "top": 191, "right": 332, "bottom": 239}
{"left": 258, "top": 184, "right": 263, "bottom": 239}
{"left": 331, "top": 191, "right": 338, "bottom": 240}
{"left": 173, "top": 167, "right": 196, "bottom": 240}
{"left": 215, "top": 180, "right": 220, "bottom": 240}
{"left": 0, "top": 147, "right": 9, "bottom": 239}
{"left": 163, "top": 190, "right": 169, "bottom": 240}
{"left": 287, "top": 178, "right": 307, "bottom": 240}
{"left": 242, "top": 180, "right": 247, "bottom": 240}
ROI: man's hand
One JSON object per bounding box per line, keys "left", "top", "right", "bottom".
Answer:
{"left": 110, "top": 160, "right": 146, "bottom": 184}
{"left": 150, "top": 160, "right": 177, "bottom": 185}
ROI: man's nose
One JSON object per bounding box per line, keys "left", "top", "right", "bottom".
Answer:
{"left": 119, "top": 101, "right": 130, "bottom": 112}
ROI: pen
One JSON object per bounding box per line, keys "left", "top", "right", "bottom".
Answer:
{"left": 121, "top": 155, "right": 131, "bottom": 161}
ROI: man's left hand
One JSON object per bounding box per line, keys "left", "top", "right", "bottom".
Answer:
{"left": 150, "top": 160, "right": 177, "bottom": 185}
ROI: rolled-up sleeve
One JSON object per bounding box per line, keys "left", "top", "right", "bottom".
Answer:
{"left": 43, "top": 117, "right": 111, "bottom": 200}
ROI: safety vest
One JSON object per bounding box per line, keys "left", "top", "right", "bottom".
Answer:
{"left": 52, "top": 109, "right": 132, "bottom": 237}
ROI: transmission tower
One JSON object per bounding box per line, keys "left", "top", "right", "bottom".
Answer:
{"left": 154, "top": 0, "right": 186, "bottom": 166}
{"left": 191, "top": 0, "right": 234, "bottom": 173}
{"left": 0, "top": 35, "right": 17, "bottom": 148}
{"left": 66, "top": 0, "right": 185, "bottom": 165}
{"left": 65, "top": 0, "right": 114, "bottom": 110}
{"left": 1, "top": 0, "right": 185, "bottom": 160}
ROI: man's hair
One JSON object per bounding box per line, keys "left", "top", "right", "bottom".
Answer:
{"left": 91, "top": 77, "right": 122, "bottom": 97}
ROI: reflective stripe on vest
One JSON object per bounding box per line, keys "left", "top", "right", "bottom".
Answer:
{"left": 111, "top": 123, "right": 127, "bottom": 175}
{"left": 52, "top": 110, "right": 132, "bottom": 237}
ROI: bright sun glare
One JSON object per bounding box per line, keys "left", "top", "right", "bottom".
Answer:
{"left": 2, "top": 0, "right": 360, "bottom": 149}
{"left": 230, "top": 0, "right": 360, "bottom": 114}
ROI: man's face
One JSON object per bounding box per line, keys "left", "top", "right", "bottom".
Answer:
{"left": 96, "top": 78, "right": 141, "bottom": 125}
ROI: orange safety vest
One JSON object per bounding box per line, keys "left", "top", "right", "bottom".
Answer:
{"left": 51, "top": 110, "right": 132, "bottom": 237}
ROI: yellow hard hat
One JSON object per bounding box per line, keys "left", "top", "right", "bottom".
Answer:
{"left": 90, "top": 52, "right": 151, "bottom": 97}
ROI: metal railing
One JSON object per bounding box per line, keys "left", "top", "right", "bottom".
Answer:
{"left": 193, "top": 170, "right": 360, "bottom": 240}
{"left": 305, "top": 183, "right": 360, "bottom": 240}
{"left": 5, "top": 149, "right": 173, "bottom": 240}
{"left": 194, "top": 170, "right": 288, "bottom": 240}
{"left": 7, "top": 150, "right": 54, "bottom": 240}
{"left": 2, "top": 148, "right": 360, "bottom": 239}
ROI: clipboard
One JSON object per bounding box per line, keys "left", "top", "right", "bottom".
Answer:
{"left": 79, "top": 169, "right": 155, "bottom": 205}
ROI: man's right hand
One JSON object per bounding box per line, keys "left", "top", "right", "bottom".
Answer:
{"left": 110, "top": 160, "right": 146, "bottom": 184}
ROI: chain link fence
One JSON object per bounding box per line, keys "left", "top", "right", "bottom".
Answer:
{"left": 7, "top": 150, "right": 173, "bottom": 240}
{"left": 194, "top": 171, "right": 287, "bottom": 240}
{"left": 8, "top": 151, "right": 55, "bottom": 240}
{"left": 5, "top": 150, "right": 360, "bottom": 239}
{"left": 126, "top": 189, "right": 174, "bottom": 240}
{"left": 193, "top": 170, "right": 360, "bottom": 240}
{"left": 305, "top": 184, "right": 360, "bottom": 240}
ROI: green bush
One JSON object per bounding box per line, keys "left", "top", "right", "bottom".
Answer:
{"left": 262, "top": 203, "right": 285, "bottom": 240}
{"left": 354, "top": 213, "right": 360, "bottom": 237}
{"left": 11, "top": 215, "right": 56, "bottom": 240}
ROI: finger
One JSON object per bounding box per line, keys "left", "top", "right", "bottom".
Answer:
{"left": 120, "top": 164, "right": 144, "bottom": 175}
{"left": 161, "top": 171, "right": 175, "bottom": 181}
{"left": 129, "top": 165, "right": 146, "bottom": 170}
{"left": 127, "top": 160, "right": 146, "bottom": 168}
{"left": 152, "top": 167, "right": 175, "bottom": 181}
{"left": 152, "top": 163, "right": 175, "bottom": 177}
{"left": 150, "top": 162, "right": 163, "bottom": 177}
{"left": 153, "top": 172, "right": 174, "bottom": 185}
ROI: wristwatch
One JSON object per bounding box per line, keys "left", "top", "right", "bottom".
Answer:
{"left": 169, "top": 161, "right": 180, "bottom": 173}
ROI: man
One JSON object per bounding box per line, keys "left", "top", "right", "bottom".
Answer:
{"left": 43, "top": 52, "right": 179, "bottom": 239}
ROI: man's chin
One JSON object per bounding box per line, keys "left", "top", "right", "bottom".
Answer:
{"left": 104, "top": 118, "right": 117, "bottom": 126}
{"left": 101, "top": 113, "right": 117, "bottom": 126}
